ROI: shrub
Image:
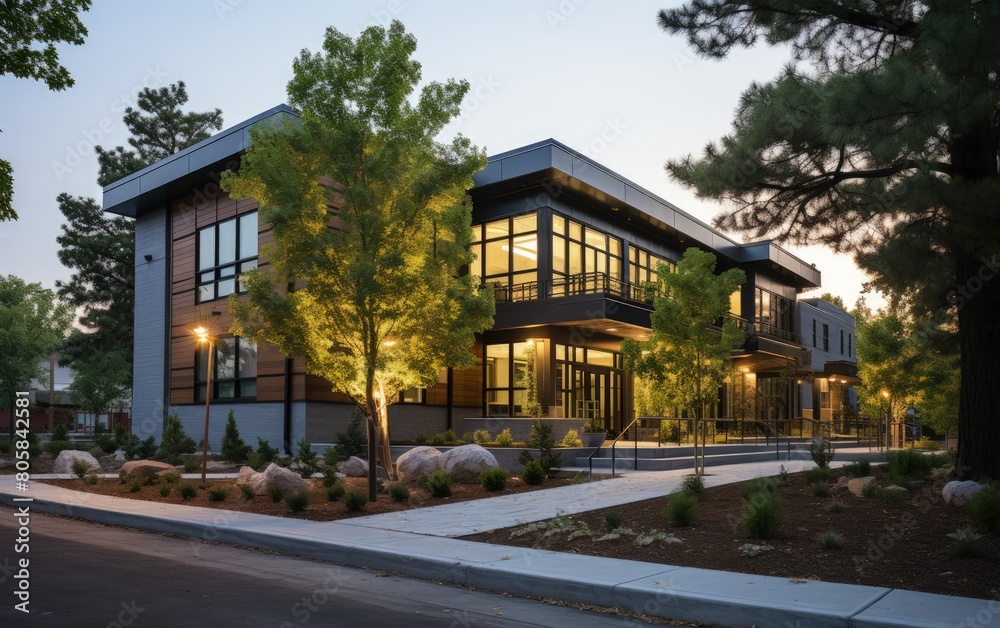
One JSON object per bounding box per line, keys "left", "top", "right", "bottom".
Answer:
{"left": 473, "top": 429, "right": 492, "bottom": 445}
{"left": 778, "top": 464, "right": 789, "bottom": 486}
{"left": 740, "top": 477, "right": 781, "bottom": 501}
{"left": 480, "top": 468, "right": 509, "bottom": 492}
{"left": 246, "top": 452, "right": 268, "bottom": 472}
{"left": 156, "top": 415, "right": 197, "bottom": 464}
{"left": 159, "top": 484, "right": 171, "bottom": 497}
{"left": 461, "top": 432, "right": 475, "bottom": 444}
{"left": 496, "top": 428, "right": 514, "bottom": 447}
{"left": 521, "top": 460, "right": 545, "bottom": 485}
{"left": 803, "top": 467, "right": 832, "bottom": 485}
{"left": 681, "top": 474, "right": 704, "bottom": 497}
{"left": 811, "top": 481, "right": 831, "bottom": 497}
{"left": 86, "top": 473, "right": 99, "bottom": 486}
{"left": 518, "top": 420, "right": 564, "bottom": 478}
{"left": 809, "top": 437, "right": 834, "bottom": 469}
{"left": 818, "top": 530, "right": 844, "bottom": 549}
{"left": 208, "top": 487, "right": 230, "bottom": 502}
{"left": 114, "top": 423, "right": 129, "bottom": 447}
{"left": 122, "top": 434, "right": 156, "bottom": 461}
{"left": 128, "top": 476, "right": 144, "bottom": 493}
{"left": 294, "top": 439, "right": 319, "bottom": 478}
{"left": 335, "top": 412, "right": 368, "bottom": 459}
{"left": 826, "top": 500, "right": 845, "bottom": 513}
{"left": 388, "top": 483, "right": 410, "bottom": 502}
{"left": 285, "top": 490, "right": 309, "bottom": 512}
{"left": 96, "top": 434, "right": 118, "bottom": 454}
{"left": 887, "top": 449, "right": 948, "bottom": 484}
{"left": 183, "top": 459, "right": 199, "bottom": 474}
{"left": 430, "top": 432, "right": 446, "bottom": 446}
{"left": 327, "top": 483, "right": 346, "bottom": 502}
{"left": 269, "top": 486, "right": 284, "bottom": 503}
{"left": 240, "top": 484, "right": 255, "bottom": 500}
{"left": 52, "top": 423, "right": 69, "bottom": 441}
{"left": 343, "top": 489, "right": 367, "bottom": 512}
{"left": 179, "top": 483, "right": 197, "bottom": 499}
{"left": 948, "top": 526, "right": 983, "bottom": 558}
{"left": 221, "top": 411, "right": 252, "bottom": 464}
{"left": 971, "top": 483, "right": 1000, "bottom": 534}
{"left": 71, "top": 459, "right": 92, "bottom": 479}
{"left": 88, "top": 446, "right": 104, "bottom": 459}
{"left": 414, "top": 430, "right": 429, "bottom": 445}
{"left": 841, "top": 460, "right": 871, "bottom": 478}
{"left": 604, "top": 511, "right": 623, "bottom": 532}
{"left": 423, "top": 470, "right": 452, "bottom": 497}
{"left": 744, "top": 493, "right": 783, "bottom": 539}
{"left": 321, "top": 449, "right": 341, "bottom": 487}
{"left": 159, "top": 472, "right": 181, "bottom": 484}
{"left": 256, "top": 438, "right": 280, "bottom": 464}
{"left": 913, "top": 436, "right": 941, "bottom": 451}
{"left": 663, "top": 492, "right": 698, "bottom": 527}
{"left": 874, "top": 487, "right": 908, "bottom": 502}
{"left": 44, "top": 440, "right": 80, "bottom": 455}
{"left": 560, "top": 429, "right": 583, "bottom": 447}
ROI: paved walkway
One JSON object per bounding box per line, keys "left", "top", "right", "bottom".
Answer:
{"left": 1, "top": 457, "right": 993, "bottom": 627}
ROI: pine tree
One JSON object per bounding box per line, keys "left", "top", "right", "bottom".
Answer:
{"left": 659, "top": 2, "right": 1000, "bottom": 480}
{"left": 220, "top": 410, "right": 251, "bottom": 464}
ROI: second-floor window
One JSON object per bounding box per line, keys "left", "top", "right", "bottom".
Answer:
{"left": 552, "top": 214, "right": 622, "bottom": 280}
{"left": 197, "top": 212, "right": 258, "bottom": 303}
{"left": 628, "top": 244, "right": 674, "bottom": 287}
{"left": 470, "top": 213, "right": 537, "bottom": 287}
{"left": 822, "top": 323, "right": 830, "bottom": 351}
{"left": 754, "top": 287, "right": 793, "bottom": 333}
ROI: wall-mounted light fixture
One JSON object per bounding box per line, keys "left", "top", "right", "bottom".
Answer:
{"left": 144, "top": 254, "right": 153, "bottom": 262}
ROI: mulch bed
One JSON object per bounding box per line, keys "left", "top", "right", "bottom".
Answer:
{"left": 463, "top": 468, "right": 1000, "bottom": 600}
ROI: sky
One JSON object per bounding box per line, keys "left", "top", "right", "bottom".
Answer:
{"left": 0, "top": 0, "right": 877, "bottom": 311}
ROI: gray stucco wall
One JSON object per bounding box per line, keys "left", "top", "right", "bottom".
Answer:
{"left": 169, "top": 402, "right": 286, "bottom": 454}
{"left": 132, "top": 208, "right": 168, "bottom": 443}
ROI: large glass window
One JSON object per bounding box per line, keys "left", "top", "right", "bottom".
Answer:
{"left": 628, "top": 244, "right": 674, "bottom": 286}
{"left": 196, "top": 337, "right": 256, "bottom": 401}
{"left": 754, "top": 287, "right": 794, "bottom": 334}
{"left": 484, "top": 342, "right": 531, "bottom": 416}
{"left": 197, "top": 212, "right": 258, "bottom": 303}
{"left": 554, "top": 344, "right": 622, "bottom": 428}
{"left": 470, "top": 213, "right": 537, "bottom": 288}
{"left": 552, "top": 214, "right": 622, "bottom": 282}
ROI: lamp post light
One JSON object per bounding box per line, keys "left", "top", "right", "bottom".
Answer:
{"left": 881, "top": 390, "right": 891, "bottom": 452}
{"left": 193, "top": 315, "right": 220, "bottom": 483}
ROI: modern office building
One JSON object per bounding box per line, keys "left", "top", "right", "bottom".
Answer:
{"left": 104, "top": 105, "right": 852, "bottom": 452}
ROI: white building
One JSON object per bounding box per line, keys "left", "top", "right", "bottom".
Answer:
{"left": 797, "top": 298, "right": 859, "bottom": 433}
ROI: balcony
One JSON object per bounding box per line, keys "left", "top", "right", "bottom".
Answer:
{"left": 755, "top": 321, "right": 802, "bottom": 345}
{"left": 488, "top": 272, "right": 658, "bottom": 306}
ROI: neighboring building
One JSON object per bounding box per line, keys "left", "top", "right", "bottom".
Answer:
{"left": 104, "top": 105, "right": 853, "bottom": 452}
{"left": 797, "top": 298, "right": 860, "bottom": 433}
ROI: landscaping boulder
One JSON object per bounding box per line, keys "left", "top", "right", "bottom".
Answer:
{"left": 883, "top": 484, "right": 908, "bottom": 494}
{"left": 235, "top": 465, "right": 256, "bottom": 484}
{"left": 930, "top": 466, "right": 953, "bottom": 481}
{"left": 338, "top": 456, "right": 369, "bottom": 477}
{"left": 121, "top": 459, "right": 177, "bottom": 481}
{"left": 848, "top": 476, "right": 876, "bottom": 497}
{"left": 249, "top": 463, "right": 308, "bottom": 496}
{"left": 53, "top": 450, "right": 101, "bottom": 475}
{"left": 835, "top": 476, "right": 850, "bottom": 489}
{"left": 440, "top": 444, "right": 499, "bottom": 482}
{"left": 396, "top": 446, "right": 442, "bottom": 482}
{"left": 943, "top": 480, "right": 982, "bottom": 507}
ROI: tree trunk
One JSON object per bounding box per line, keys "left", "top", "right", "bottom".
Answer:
{"left": 956, "top": 251, "right": 1000, "bottom": 480}
{"left": 366, "top": 411, "right": 378, "bottom": 502}
{"left": 376, "top": 402, "right": 394, "bottom": 481}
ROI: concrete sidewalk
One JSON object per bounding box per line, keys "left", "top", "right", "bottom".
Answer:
{"left": 1, "top": 460, "right": 994, "bottom": 627}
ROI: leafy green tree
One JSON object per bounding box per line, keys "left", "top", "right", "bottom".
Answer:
{"left": 622, "top": 248, "right": 745, "bottom": 474}
{"left": 0, "top": 0, "right": 91, "bottom": 221}
{"left": 223, "top": 21, "right": 494, "bottom": 500}
{"left": 818, "top": 293, "right": 846, "bottom": 311}
{"left": 659, "top": 2, "right": 1000, "bottom": 480}
{"left": 0, "top": 276, "right": 72, "bottom": 427}
{"left": 220, "top": 410, "right": 252, "bottom": 464}
{"left": 68, "top": 350, "right": 130, "bottom": 427}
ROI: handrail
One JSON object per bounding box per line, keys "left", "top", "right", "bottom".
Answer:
{"left": 588, "top": 415, "right": 641, "bottom": 479}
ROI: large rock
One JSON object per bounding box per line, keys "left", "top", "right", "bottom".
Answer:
{"left": 338, "top": 456, "right": 369, "bottom": 477}
{"left": 848, "top": 476, "right": 876, "bottom": 497}
{"left": 249, "top": 463, "right": 308, "bottom": 496}
{"left": 396, "top": 447, "right": 442, "bottom": 482}
{"left": 440, "top": 444, "right": 500, "bottom": 483}
{"left": 943, "top": 480, "right": 983, "bottom": 507}
{"left": 121, "top": 459, "right": 177, "bottom": 481}
{"left": 235, "top": 465, "right": 256, "bottom": 485}
{"left": 53, "top": 450, "right": 101, "bottom": 475}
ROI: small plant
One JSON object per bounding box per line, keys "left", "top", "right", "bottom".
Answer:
{"left": 818, "top": 530, "right": 844, "bottom": 549}
{"left": 52, "top": 423, "right": 69, "bottom": 441}
{"left": 240, "top": 484, "right": 255, "bottom": 500}
{"left": 739, "top": 477, "right": 781, "bottom": 501}
{"left": 913, "top": 436, "right": 941, "bottom": 451}
{"left": 294, "top": 439, "right": 319, "bottom": 478}
{"left": 96, "top": 434, "right": 118, "bottom": 454}
{"left": 604, "top": 511, "right": 623, "bottom": 532}
{"left": 208, "top": 486, "right": 230, "bottom": 502}
{"left": 71, "top": 459, "right": 92, "bottom": 479}
{"left": 809, "top": 437, "right": 834, "bottom": 469}
{"left": 128, "top": 476, "right": 144, "bottom": 493}
{"left": 423, "top": 470, "right": 452, "bottom": 497}
{"left": 158, "top": 472, "right": 180, "bottom": 484}
{"left": 811, "top": 481, "right": 831, "bottom": 497}
{"left": 887, "top": 449, "right": 949, "bottom": 484}
{"left": 44, "top": 440, "right": 80, "bottom": 455}
{"left": 803, "top": 467, "right": 832, "bottom": 485}
{"left": 255, "top": 438, "right": 280, "bottom": 464}
{"left": 155, "top": 414, "right": 198, "bottom": 464}
{"left": 874, "top": 487, "right": 908, "bottom": 502}
{"left": 496, "top": 428, "right": 514, "bottom": 447}
{"left": 179, "top": 483, "right": 197, "bottom": 499}
{"left": 430, "top": 431, "right": 446, "bottom": 446}
{"left": 414, "top": 430, "right": 429, "bottom": 445}
{"left": 335, "top": 412, "right": 369, "bottom": 459}
{"left": 480, "top": 468, "right": 509, "bottom": 492}
{"left": 285, "top": 490, "right": 309, "bottom": 512}
{"left": 157, "top": 482, "right": 172, "bottom": 496}
{"left": 269, "top": 486, "right": 285, "bottom": 503}
{"left": 778, "top": 464, "right": 789, "bottom": 485}
{"left": 388, "top": 483, "right": 410, "bottom": 503}
{"left": 842, "top": 459, "right": 871, "bottom": 478}
{"left": 246, "top": 452, "right": 267, "bottom": 471}
{"left": 826, "top": 500, "right": 845, "bottom": 513}
{"left": 681, "top": 474, "right": 704, "bottom": 497}
{"left": 221, "top": 410, "right": 252, "bottom": 464}
{"left": 560, "top": 429, "right": 582, "bottom": 447}
{"left": 744, "top": 493, "right": 783, "bottom": 539}
{"left": 86, "top": 473, "right": 99, "bottom": 486}
{"left": 461, "top": 432, "right": 475, "bottom": 444}
{"left": 948, "top": 526, "right": 983, "bottom": 558}
{"left": 343, "top": 489, "right": 367, "bottom": 512}
{"left": 517, "top": 420, "right": 564, "bottom": 478}
{"left": 580, "top": 417, "right": 605, "bottom": 433}
{"left": 663, "top": 492, "right": 698, "bottom": 527}
{"left": 473, "top": 429, "right": 492, "bottom": 445}
{"left": 971, "top": 482, "right": 1000, "bottom": 534}
{"left": 327, "top": 483, "right": 346, "bottom": 502}
{"left": 521, "top": 460, "right": 544, "bottom": 485}
{"left": 183, "top": 458, "right": 199, "bottom": 474}
{"left": 89, "top": 446, "right": 105, "bottom": 459}
{"left": 442, "top": 428, "right": 459, "bottom": 444}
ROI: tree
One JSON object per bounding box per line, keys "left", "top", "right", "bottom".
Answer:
{"left": 0, "top": 0, "right": 91, "bottom": 221}
{"left": 818, "top": 293, "right": 846, "bottom": 311}
{"left": 221, "top": 410, "right": 252, "bottom": 464}
{"left": 0, "top": 276, "right": 73, "bottom": 426}
{"left": 57, "top": 82, "right": 224, "bottom": 389}
{"left": 622, "top": 248, "right": 745, "bottom": 474}
{"left": 659, "top": 2, "right": 1000, "bottom": 480}
{"left": 69, "top": 350, "right": 130, "bottom": 429}
{"left": 222, "top": 21, "right": 495, "bottom": 500}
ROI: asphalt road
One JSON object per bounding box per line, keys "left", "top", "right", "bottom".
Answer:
{"left": 0, "top": 506, "right": 666, "bottom": 627}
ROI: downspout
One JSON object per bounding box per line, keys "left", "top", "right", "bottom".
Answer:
{"left": 446, "top": 367, "right": 454, "bottom": 431}
{"left": 283, "top": 357, "right": 292, "bottom": 455}
{"left": 162, "top": 205, "right": 173, "bottom": 433}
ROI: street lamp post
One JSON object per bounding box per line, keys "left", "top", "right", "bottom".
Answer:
{"left": 194, "top": 323, "right": 216, "bottom": 484}
{"left": 881, "top": 390, "right": 890, "bottom": 452}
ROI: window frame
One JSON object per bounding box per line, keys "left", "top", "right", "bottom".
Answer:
{"left": 195, "top": 336, "right": 257, "bottom": 401}
{"left": 196, "top": 212, "right": 258, "bottom": 303}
